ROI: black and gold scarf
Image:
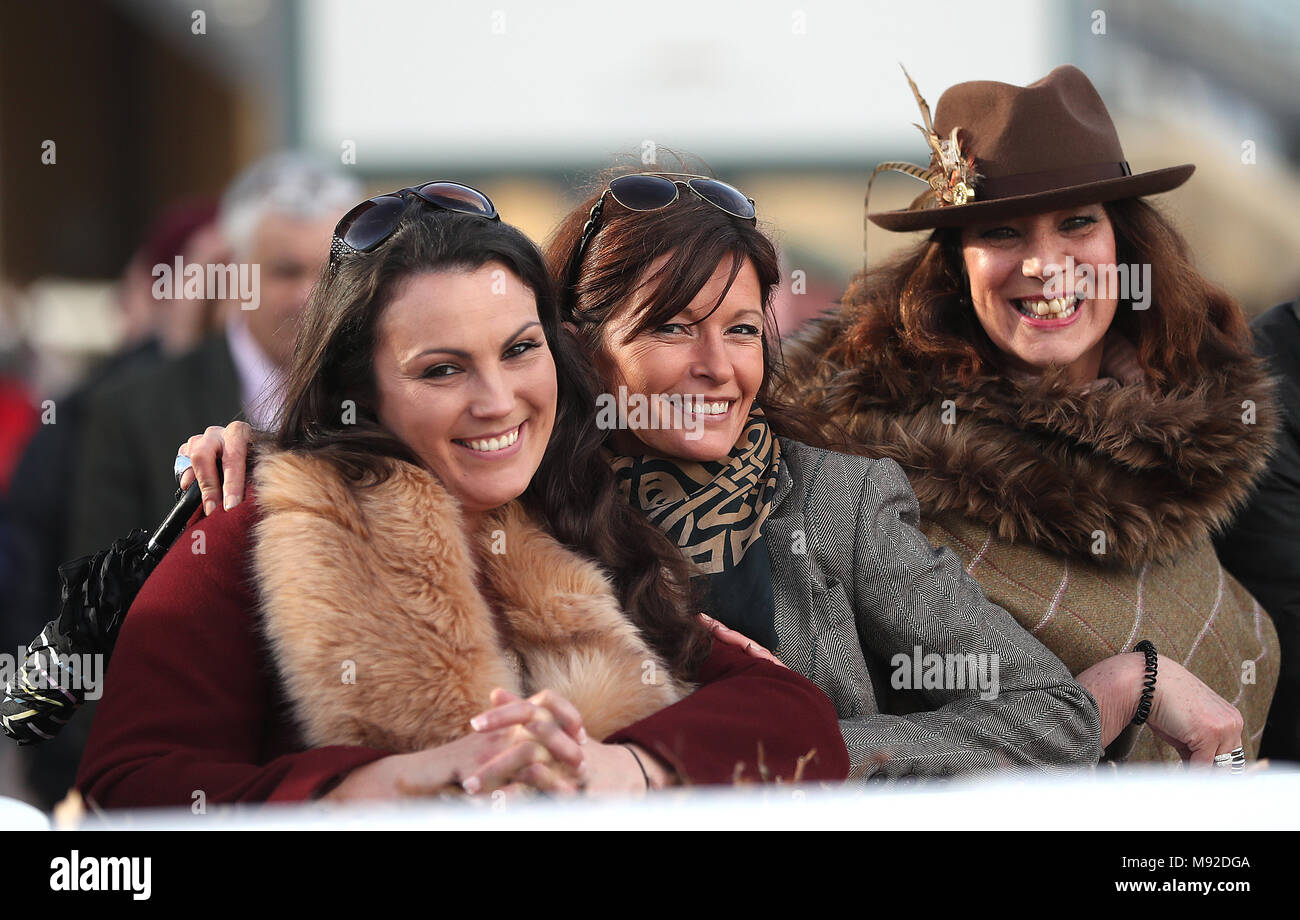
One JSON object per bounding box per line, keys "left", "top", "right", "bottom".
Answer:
{"left": 608, "top": 411, "right": 782, "bottom": 648}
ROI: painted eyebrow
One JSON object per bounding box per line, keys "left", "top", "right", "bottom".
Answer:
{"left": 405, "top": 321, "right": 541, "bottom": 363}
{"left": 671, "top": 307, "right": 764, "bottom": 325}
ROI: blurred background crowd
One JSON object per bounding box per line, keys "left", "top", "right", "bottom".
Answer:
{"left": 0, "top": 0, "right": 1297, "bottom": 809}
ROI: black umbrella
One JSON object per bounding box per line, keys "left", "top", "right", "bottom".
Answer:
{"left": 2, "top": 478, "right": 205, "bottom": 744}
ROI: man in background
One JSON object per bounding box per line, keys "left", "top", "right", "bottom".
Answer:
{"left": 17, "top": 152, "right": 359, "bottom": 810}
{"left": 64, "top": 151, "right": 359, "bottom": 559}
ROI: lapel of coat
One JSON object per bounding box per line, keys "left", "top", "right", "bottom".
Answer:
{"left": 764, "top": 440, "right": 879, "bottom": 716}
{"left": 763, "top": 440, "right": 819, "bottom": 673}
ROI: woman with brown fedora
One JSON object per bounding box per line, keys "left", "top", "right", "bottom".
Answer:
{"left": 782, "top": 65, "right": 1281, "bottom": 766}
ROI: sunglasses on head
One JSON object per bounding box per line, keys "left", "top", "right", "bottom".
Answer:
{"left": 565, "top": 173, "right": 757, "bottom": 292}
{"left": 329, "top": 180, "right": 499, "bottom": 266}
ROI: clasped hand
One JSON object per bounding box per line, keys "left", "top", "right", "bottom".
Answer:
{"left": 324, "top": 688, "right": 653, "bottom": 803}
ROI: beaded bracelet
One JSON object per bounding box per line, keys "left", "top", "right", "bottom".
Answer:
{"left": 1131, "top": 639, "right": 1158, "bottom": 726}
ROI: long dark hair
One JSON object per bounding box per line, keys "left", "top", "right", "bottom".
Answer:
{"left": 547, "top": 165, "right": 846, "bottom": 450}
{"left": 262, "top": 202, "right": 710, "bottom": 677}
{"left": 833, "top": 197, "right": 1254, "bottom": 389}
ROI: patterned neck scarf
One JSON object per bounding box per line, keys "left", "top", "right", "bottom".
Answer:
{"left": 607, "top": 410, "right": 782, "bottom": 575}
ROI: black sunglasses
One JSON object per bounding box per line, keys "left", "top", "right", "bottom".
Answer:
{"left": 329, "top": 180, "right": 499, "bottom": 265}
{"left": 565, "top": 173, "right": 756, "bottom": 291}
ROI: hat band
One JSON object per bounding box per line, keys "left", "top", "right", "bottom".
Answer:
{"left": 978, "top": 161, "right": 1132, "bottom": 200}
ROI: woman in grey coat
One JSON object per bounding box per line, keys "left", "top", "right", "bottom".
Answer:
{"left": 179, "top": 172, "right": 1105, "bottom": 780}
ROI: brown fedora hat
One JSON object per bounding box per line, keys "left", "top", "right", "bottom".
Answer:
{"left": 868, "top": 65, "right": 1194, "bottom": 232}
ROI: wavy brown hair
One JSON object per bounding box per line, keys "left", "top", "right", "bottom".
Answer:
{"left": 258, "top": 202, "right": 710, "bottom": 677}
{"left": 547, "top": 163, "right": 846, "bottom": 450}
{"left": 833, "top": 197, "right": 1254, "bottom": 391}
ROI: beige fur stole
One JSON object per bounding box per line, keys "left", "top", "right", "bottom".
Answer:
{"left": 249, "top": 449, "right": 688, "bottom": 753}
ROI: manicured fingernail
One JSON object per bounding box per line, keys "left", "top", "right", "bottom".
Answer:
{"left": 204, "top": 499, "right": 217, "bottom": 516}
{"left": 577, "top": 760, "right": 589, "bottom": 778}
{"left": 461, "top": 776, "right": 480, "bottom": 795}
{"left": 578, "top": 728, "right": 589, "bottom": 745}
{"left": 224, "top": 494, "right": 240, "bottom": 510}
{"left": 470, "top": 716, "right": 487, "bottom": 731}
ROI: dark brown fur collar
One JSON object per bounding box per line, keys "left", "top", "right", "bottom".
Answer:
{"left": 781, "top": 311, "right": 1279, "bottom": 570}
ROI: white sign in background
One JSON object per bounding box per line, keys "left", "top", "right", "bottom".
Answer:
{"left": 298, "top": 0, "right": 1056, "bottom": 169}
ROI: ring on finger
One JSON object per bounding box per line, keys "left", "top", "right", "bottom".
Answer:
{"left": 1211, "top": 746, "right": 1246, "bottom": 763}
{"left": 174, "top": 453, "right": 193, "bottom": 484}
{"left": 1212, "top": 747, "right": 1246, "bottom": 774}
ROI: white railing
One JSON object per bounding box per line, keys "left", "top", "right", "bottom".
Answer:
{"left": 6, "top": 765, "right": 1297, "bottom": 831}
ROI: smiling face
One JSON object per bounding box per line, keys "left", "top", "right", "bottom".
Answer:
{"left": 597, "top": 254, "right": 765, "bottom": 462}
{"left": 372, "top": 264, "right": 557, "bottom": 516}
{"left": 960, "top": 204, "right": 1119, "bottom": 382}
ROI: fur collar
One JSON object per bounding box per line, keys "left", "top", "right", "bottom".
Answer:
{"left": 783, "top": 313, "right": 1279, "bottom": 570}
{"left": 249, "top": 449, "right": 688, "bottom": 753}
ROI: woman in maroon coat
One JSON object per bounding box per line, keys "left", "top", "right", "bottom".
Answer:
{"left": 76, "top": 184, "right": 848, "bottom": 809}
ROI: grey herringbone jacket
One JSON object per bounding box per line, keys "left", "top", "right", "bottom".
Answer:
{"left": 763, "top": 438, "right": 1102, "bottom": 778}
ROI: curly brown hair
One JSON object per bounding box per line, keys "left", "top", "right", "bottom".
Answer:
{"left": 835, "top": 197, "right": 1254, "bottom": 390}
